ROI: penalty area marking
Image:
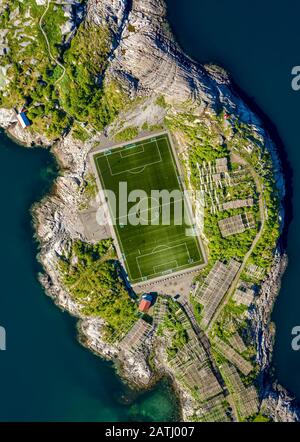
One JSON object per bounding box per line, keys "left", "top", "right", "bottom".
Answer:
{"left": 120, "top": 144, "right": 144, "bottom": 158}
{"left": 153, "top": 260, "right": 178, "bottom": 273}
{"left": 105, "top": 141, "right": 162, "bottom": 176}
{"left": 136, "top": 242, "right": 191, "bottom": 278}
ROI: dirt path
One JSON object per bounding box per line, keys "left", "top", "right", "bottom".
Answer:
{"left": 38, "top": 2, "right": 95, "bottom": 135}
{"left": 39, "top": 0, "right": 66, "bottom": 85}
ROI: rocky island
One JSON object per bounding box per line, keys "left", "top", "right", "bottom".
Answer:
{"left": 0, "top": 0, "right": 299, "bottom": 422}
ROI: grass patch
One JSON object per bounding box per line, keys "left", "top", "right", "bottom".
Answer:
{"left": 58, "top": 239, "right": 138, "bottom": 342}
{"left": 93, "top": 133, "right": 204, "bottom": 284}
{"left": 114, "top": 126, "right": 139, "bottom": 142}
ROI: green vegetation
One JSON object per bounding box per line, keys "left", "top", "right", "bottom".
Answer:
{"left": 58, "top": 239, "right": 138, "bottom": 342}
{"left": 141, "top": 121, "right": 165, "bottom": 132}
{"left": 190, "top": 295, "right": 203, "bottom": 324}
{"left": 148, "top": 123, "right": 165, "bottom": 132}
{"left": 167, "top": 109, "right": 280, "bottom": 276}
{"left": 165, "top": 110, "right": 280, "bottom": 412}
{"left": 41, "top": 2, "right": 66, "bottom": 57}
{"left": 0, "top": 5, "right": 281, "bottom": 420}
{"left": 155, "top": 95, "right": 168, "bottom": 109}
{"left": 79, "top": 174, "right": 98, "bottom": 210}
{"left": 166, "top": 111, "right": 229, "bottom": 170}
{"left": 0, "top": 2, "right": 128, "bottom": 139}
{"left": 158, "top": 299, "right": 189, "bottom": 358}
{"left": 114, "top": 126, "right": 139, "bottom": 142}
{"left": 212, "top": 300, "right": 248, "bottom": 340}
{"left": 60, "top": 25, "right": 126, "bottom": 130}
{"left": 227, "top": 122, "right": 281, "bottom": 271}
{"left": 141, "top": 121, "right": 149, "bottom": 131}
{"left": 93, "top": 133, "right": 204, "bottom": 284}
{"left": 0, "top": 1, "right": 69, "bottom": 137}
{"left": 71, "top": 124, "right": 91, "bottom": 142}
{"left": 252, "top": 413, "right": 272, "bottom": 422}
{"left": 204, "top": 208, "right": 257, "bottom": 262}
{"left": 127, "top": 24, "right": 136, "bottom": 33}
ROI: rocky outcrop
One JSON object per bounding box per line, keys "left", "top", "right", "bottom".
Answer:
{"left": 262, "top": 382, "right": 300, "bottom": 422}
{"left": 33, "top": 132, "right": 154, "bottom": 389}
{"left": 248, "top": 250, "right": 300, "bottom": 422}
{"left": 78, "top": 318, "right": 152, "bottom": 386}
{"left": 0, "top": 0, "right": 298, "bottom": 421}
{"left": 0, "top": 108, "right": 16, "bottom": 128}
{"left": 250, "top": 251, "right": 287, "bottom": 374}
{"left": 107, "top": 0, "right": 224, "bottom": 104}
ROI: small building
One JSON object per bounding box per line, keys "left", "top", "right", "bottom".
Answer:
{"left": 142, "top": 293, "right": 154, "bottom": 303}
{"left": 139, "top": 299, "right": 152, "bottom": 313}
{"left": 17, "top": 111, "right": 31, "bottom": 129}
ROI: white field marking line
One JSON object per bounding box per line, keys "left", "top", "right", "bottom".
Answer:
{"left": 136, "top": 242, "right": 191, "bottom": 265}
{"left": 129, "top": 233, "right": 204, "bottom": 280}
{"left": 154, "top": 260, "right": 178, "bottom": 273}
{"left": 105, "top": 138, "right": 161, "bottom": 157}
{"left": 94, "top": 135, "right": 203, "bottom": 279}
{"left": 111, "top": 208, "right": 198, "bottom": 266}
{"left": 94, "top": 158, "right": 135, "bottom": 281}
{"left": 163, "top": 135, "right": 181, "bottom": 187}
{"left": 135, "top": 235, "right": 195, "bottom": 258}
{"left": 94, "top": 143, "right": 194, "bottom": 281}
{"left": 128, "top": 167, "right": 146, "bottom": 174}
{"left": 136, "top": 258, "right": 143, "bottom": 278}
{"left": 152, "top": 244, "right": 170, "bottom": 252}
{"left": 105, "top": 140, "right": 162, "bottom": 176}
{"left": 137, "top": 258, "right": 204, "bottom": 280}
{"left": 115, "top": 197, "right": 184, "bottom": 223}
{"left": 123, "top": 233, "right": 192, "bottom": 259}
{"left": 92, "top": 132, "right": 168, "bottom": 156}
{"left": 104, "top": 138, "right": 155, "bottom": 160}
{"left": 165, "top": 135, "right": 203, "bottom": 261}
{"left": 151, "top": 241, "right": 190, "bottom": 257}
{"left": 120, "top": 145, "right": 144, "bottom": 158}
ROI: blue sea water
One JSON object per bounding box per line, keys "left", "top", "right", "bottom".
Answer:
{"left": 0, "top": 131, "right": 179, "bottom": 421}
{"left": 166, "top": 0, "right": 300, "bottom": 401}
{"left": 1, "top": 0, "right": 300, "bottom": 421}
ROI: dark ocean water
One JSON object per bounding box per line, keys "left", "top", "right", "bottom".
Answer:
{"left": 166, "top": 0, "right": 300, "bottom": 400}
{"left": 2, "top": 0, "right": 300, "bottom": 421}
{"left": 0, "top": 130, "right": 179, "bottom": 421}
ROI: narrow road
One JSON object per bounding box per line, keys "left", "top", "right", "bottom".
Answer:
{"left": 38, "top": 2, "right": 95, "bottom": 135}
{"left": 178, "top": 299, "right": 227, "bottom": 392}
{"left": 207, "top": 153, "right": 266, "bottom": 332}
{"left": 181, "top": 296, "right": 239, "bottom": 421}
{"left": 39, "top": 0, "right": 66, "bottom": 85}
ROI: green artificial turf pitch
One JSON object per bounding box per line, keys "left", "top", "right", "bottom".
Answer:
{"left": 93, "top": 133, "right": 204, "bottom": 284}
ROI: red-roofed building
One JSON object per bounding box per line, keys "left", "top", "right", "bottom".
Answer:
{"left": 139, "top": 299, "right": 151, "bottom": 313}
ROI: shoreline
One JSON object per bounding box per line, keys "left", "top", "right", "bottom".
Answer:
{"left": 0, "top": 0, "right": 299, "bottom": 421}
{"left": 164, "top": 0, "right": 298, "bottom": 414}
{"left": 228, "top": 79, "right": 293, "bottom": 248}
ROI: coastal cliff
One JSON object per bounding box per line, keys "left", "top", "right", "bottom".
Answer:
{"left": 0, "top": 0, "right": 299, "bottom": 422}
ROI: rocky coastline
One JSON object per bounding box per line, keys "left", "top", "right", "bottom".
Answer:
{"left": 0, "top": 0, "right": 299, "bottom": 421}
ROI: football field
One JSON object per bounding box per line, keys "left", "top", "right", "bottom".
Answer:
{"left": 92, "top": 133, "right": 204, "bottom": 285}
